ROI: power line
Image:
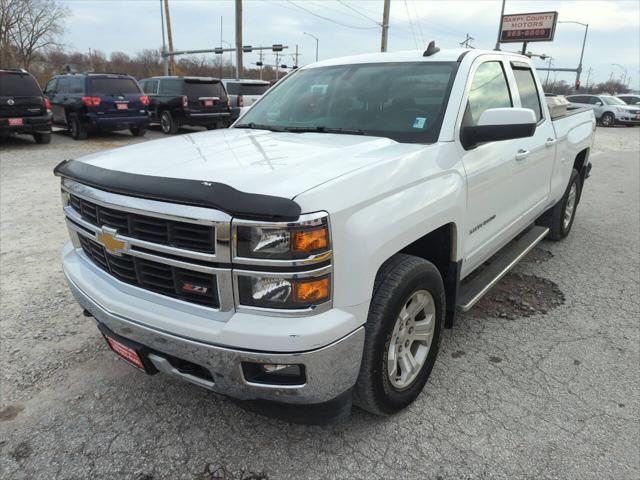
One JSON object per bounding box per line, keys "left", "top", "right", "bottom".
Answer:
{"left": 410, "top": 0, "right": 425, "bottom": 45}
{"left": 459, "top": 33, "right": 474, "bottom": 48}
{"left": 337, "top": 0, "right": 380, "bottom": 25}
{"left": 285, "top": 1, "right": 379, "bottom": 30}
{"left": 403, "top": 0, "right": 419, "bottom": 48}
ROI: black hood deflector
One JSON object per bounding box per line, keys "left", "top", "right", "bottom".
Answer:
{"left": 54, "top": 159, "right": 301, "bottom": 221}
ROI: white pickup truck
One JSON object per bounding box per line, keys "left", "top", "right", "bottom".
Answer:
{"left": 55, "top": 46, "right": 595, "bottom": 421}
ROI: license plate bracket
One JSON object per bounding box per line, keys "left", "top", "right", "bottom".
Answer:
{"left": 97, "top": 323, "right": 157, "bottom": 374}
{"left": 8, "top": 118, "right": 23, "bottom": 126}
{"left": 204, "top": 100, "right": 214, "bottom": 107}
{"left": 116, "top": 103, "right": 128, "bottom": 110}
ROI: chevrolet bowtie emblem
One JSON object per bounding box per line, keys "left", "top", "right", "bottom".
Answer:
{"left": 96, "top": 227, "right": 127, "bottom": 256}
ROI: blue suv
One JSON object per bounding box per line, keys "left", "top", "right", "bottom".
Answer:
{"left": 43, "top": 73, "right": 149, "bottom": 140}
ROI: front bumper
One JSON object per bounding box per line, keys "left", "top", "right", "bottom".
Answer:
{"left": 65, "top": 269, "right": 365, "bottom": 405}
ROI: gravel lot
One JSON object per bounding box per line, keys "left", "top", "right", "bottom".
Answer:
{"left": 1, "top": 125, "right": 639, "bottom": 480}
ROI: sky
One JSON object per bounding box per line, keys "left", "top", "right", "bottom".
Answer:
{"left": 61, "top": 0, "right": 640, "bottom": 90}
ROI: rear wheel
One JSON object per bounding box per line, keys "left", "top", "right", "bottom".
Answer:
{"left": 33, "top": 132, "right": 51, "bottom": 144}
{"left": 68, "top": 113, "right": 87, "bottom": 140}
{"left": 354, "top": 254, "right": 445, "bottom": 416}
{"left": 130, "top": 126, "right": 146, "bottom": 137}
{"left": 160, "top": 111, "right": 178, "bottom": 134}
{"left": 536, "top": 168, "right": 581, "bottom": 241}
{"left": 601, "top": 112, "right": 615, "bottom": 127}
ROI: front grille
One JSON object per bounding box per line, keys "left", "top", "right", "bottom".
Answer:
{"left": 79, "top": 236, "right": 219, "bottom": 308}
{"left": 70, "top": 194, "right": 215, "bottom": 253}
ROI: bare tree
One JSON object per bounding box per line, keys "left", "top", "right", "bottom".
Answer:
{"left": 2, "top": 0, "right": 69, "bottom": 69}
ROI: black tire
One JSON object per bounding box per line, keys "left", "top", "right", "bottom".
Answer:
{"left": 536, "top": 168, "right": 582, "bottom": 241}
{"left": 130, "top": 126, "right": 146, "bottom": 137}
{"left": 33, "top": 132, "right": 51, "bottom": 144}
{"left": 601, "top": 112, "right": 615, "bottom": 127}
{"left": 160, "top": 110, "right": 178, "bottom": 134}
{"left": 354, "top": 254, "right": 445, "bottom": 416}
{"left": 68, "top": 113, "right": 87, "bottom": 140}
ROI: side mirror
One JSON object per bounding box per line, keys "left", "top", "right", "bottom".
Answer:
{"left": 461, "top": 108, "right": 536, "bottom": 149}
{"left": 595, "top": 101, "right": 602, "bottom": 106}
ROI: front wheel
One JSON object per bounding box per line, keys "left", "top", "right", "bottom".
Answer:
{"left": 601, "top": 112, "right": 615, "bottom": 127}
{"left": 33, "top": 132, "right": 51, "bottom": 144}
{"left": 354, "top": 254, "right": 445, "bottom": 416}
{"left": 130, "top": 126, "right": 146, "bottom": 137}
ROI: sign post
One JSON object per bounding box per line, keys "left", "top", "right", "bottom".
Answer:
{"left": 499, "top": 11, "right": 558, "bottom": 54}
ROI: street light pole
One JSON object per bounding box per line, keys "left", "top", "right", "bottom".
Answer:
{"left": 303, "top": 32, "right": 318, "bottom": 62}
{"left": 611, "top": 63, "right": 628, "bottom": 86}
{"left": 558, "top": 21, "right": 589, "bottom": 89}
{"left": 494, "top": 0, "right": 506, "bottom": 51}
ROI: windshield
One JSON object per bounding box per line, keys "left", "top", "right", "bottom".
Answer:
{"left": 237, "top": 62, "right": 457, "bottom": 143}
{"left": 184, "top": 80, "right": 227, "bottom": 99}
{"left": 601, "top": 96, "right": 626, "bottom": 106}
{"left": 226, "top": 82, "right": 269, "bottom": 96}
{"left": 89, "top": 77, "right": 140, "bottom": 95}
{"left": 0, "top": 72, "right": 42, "bottom": 96}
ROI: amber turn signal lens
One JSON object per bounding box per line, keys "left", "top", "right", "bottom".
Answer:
{"left": 293, "top": 277, "right": 330, "bottom": 303}
{"left": 292, "top": 227, "right": 328, "bottom": 253}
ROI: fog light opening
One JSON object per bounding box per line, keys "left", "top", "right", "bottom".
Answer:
{"left": 242, "top": 362, "right": 306, "bottom": 386}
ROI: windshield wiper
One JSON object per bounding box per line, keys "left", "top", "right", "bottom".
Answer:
{"left": 284, "top": 126, "right": 365, "bottom": 135}
{"left": 235, "top": 122, "right": 285, "bottom": 132}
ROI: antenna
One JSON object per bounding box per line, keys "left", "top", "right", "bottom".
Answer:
{"left": 423, "top": 41, "right": 440, "bottom": 57}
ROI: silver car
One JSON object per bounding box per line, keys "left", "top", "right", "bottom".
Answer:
{"left": 617, "top": 94, "right": 640, "bottom": 106}
{"left": 566, "top": 94, "right": 640, "bottom": 127}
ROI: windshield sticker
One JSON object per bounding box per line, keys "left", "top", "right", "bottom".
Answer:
{"left": 412, "top": 117, "right": 427, "bottom": 129}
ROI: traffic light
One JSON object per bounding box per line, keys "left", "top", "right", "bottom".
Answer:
{"left": 575, "top": 80, "right": 581, "bottom": 90}
{"left": 242, "top": 45, "right": 253, "bottom": 53}
{"left": 280, "top": 64, "right": 288, "bottom": 69}
{"left": 272, "top": 44, "right": 284, "bottom": 52}
{"left": 256, "top": 61, "right": 263, "bottom": 67}
{"left": 214, "top": 48, "right": 224, "bottom": 54}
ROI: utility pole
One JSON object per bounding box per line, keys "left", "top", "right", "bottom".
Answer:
{"left": 380, "top": 0, "right": 390, "bottom": 52}
{"left": 235, "top": 0, "right": 242, "bottom": 80}
{"left": 163, "top": 0, "right": 175, "bottom": 75}
{"left": 459, "top": 33, "right": 474, "bottom": 48}
{"left": 275, "top": 51, "right": 280, "bottom": 81}
{"left": 258, "top": 47, "right": 264, "bottom": 80}
{"left": 303, "top": 32, "right": 318, "bottom": 62}
{"left": 585, "top": 67, "right": 593, "bottom": 92}
{"left": 293, "top": 44, "right": 300, "bottom": 68}
{"left": 160, "top": 0, "right": 168, "bottom": 75}
{"left": 544, "top": 56, "right": 553, "bottom": 88}
{"left": 494, "top": 0, "right": 506, "bottom": 50}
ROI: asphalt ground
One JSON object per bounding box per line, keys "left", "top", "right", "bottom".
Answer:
{"left": 1, "top": 125, "right": 639, "bottom": 480}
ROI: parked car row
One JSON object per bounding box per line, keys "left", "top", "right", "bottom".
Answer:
{"left": 565, "top": 94, "right": 640, "bottom": 127}
{"left": 1, "top": 68, "right": 272, "bottom": 144}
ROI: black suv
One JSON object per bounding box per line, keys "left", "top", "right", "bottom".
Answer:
{"left": 43, "top": 73, "right": 149, "bottom": 140}
{"left": 139, "top": 76, "right": 231, "bottom": 134}
{"left": 0, "top": 68, "right": 52, "bottom": 144}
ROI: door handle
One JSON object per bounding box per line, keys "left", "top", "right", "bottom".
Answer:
{"left": 515, "top": 149, "right": 530, "bottom": 161}
{"left": 545, "top": 137, "right": 557, "bottom": 147}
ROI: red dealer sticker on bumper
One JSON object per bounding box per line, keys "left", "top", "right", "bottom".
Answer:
{"left": 106, "top": 336, "right": 146, "bottom": 371}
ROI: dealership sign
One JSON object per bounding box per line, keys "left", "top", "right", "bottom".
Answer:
{"left": 500, "top": 11, "right": 558, "bottom": 42}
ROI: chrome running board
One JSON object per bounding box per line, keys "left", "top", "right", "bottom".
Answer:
{"left": 457, "top": 226, "right": 549, "bottom": 312}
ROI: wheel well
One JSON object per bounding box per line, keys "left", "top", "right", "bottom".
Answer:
{"left": 573, "top": 148, "right": 590, "bottom": 196}
{"left": 399, "top": 223, "right": 455, "bottom": 280}
{"left": 397, "top": 223, "right": 459, "bottom": 328}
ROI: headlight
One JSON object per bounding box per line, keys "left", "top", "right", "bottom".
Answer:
{"left": 237, "top": 272, "right": 331, "bottom": 309}
{"left": 234, "top": 213, "right": 330, "bottom": 260}
{"left": 616, "top": 107, "right": 626, "bottom": 113}
{"left": 233, "top": 212, "right": 332, "bottom": 313}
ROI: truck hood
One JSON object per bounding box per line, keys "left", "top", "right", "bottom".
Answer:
{"left": 77, "top": 128, "right": 420, "bottom": 199}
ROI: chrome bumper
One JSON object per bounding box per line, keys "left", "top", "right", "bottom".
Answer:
{"left": 66, "top": 273, "right": 364, "bottom": 404}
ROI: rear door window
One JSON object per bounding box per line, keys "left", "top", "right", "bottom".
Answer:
{"left": 512, "top": 67, "right": 543, "bottom": 122}
{"left": 226, "top": 82, "right": 269, "bottom": 96}
{"left": 0, "top": 73, "right": 42, "bottom": 96}
{"left": 68, "top": 77, "right": 84, "bottom": 94}
{"left": 57, "top": 77, "right": 70, "bottom": 95}
{"left": 89, "top": 77, "right": 140, "bottom": 95}
{"left": 462, "top": 61, "right": 512, "bottom": 127}
{"left": 44, "top": 78, "right": 57, "bottom": 95}
{"left": 142, "top": 80, "right": 158, "bottom": 94}
{"left": 183, "top": 79, "right": 227, "bottom": 100}
{"left": 159, "top": 79, "right": 182, "bottom": 95}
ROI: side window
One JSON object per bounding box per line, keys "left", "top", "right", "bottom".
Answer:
{"left": 512, "top": 67, "right": 543, "bottom": 122}
{"left": 590, "top": 97, "right": 603, "bottom": 105}
{"left": 143, "top": 80, "right": 158, "bottom": 94}
{"left": 158, "top": 79, "right": 182, "bottom": 95}
{"left": 68, "top": 77, "right": 84, "bottom": 94}
{"left": 462, "top": 61, "right": 512, "bottom": 127}
{"left": 57, "top": 77, "right": 70, "bottom": 95}
{"left": 44, "top": 79, "right": 57, "bottom": 94}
